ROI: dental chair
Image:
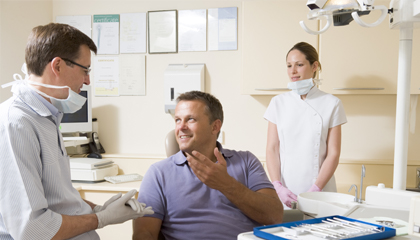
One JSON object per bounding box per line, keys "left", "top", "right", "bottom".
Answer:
{"left": 165, "top": 129, "right": 179, "bottom": 157}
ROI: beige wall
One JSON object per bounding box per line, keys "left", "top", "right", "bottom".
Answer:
{"left": 0, "top": 0, "right": 53, "bottom": 102}
{"left": 1, "top": 0, "right": 419, "bottom": 192}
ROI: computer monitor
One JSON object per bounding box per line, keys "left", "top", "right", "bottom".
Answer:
{"left": 59, "top": 85, "right": 92, "bottom": 133}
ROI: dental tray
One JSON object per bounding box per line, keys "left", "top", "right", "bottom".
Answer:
{"left": 254, "top": 215, "right": 396, "bottom": 240}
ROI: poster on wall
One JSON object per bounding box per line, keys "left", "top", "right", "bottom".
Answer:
{"left": 148, "top": 10, "right": 177, "bottom": 54}
{"left": 56, "top": 15, "right": 92, "bottom": 38}
{"left": 208, "top": 7, "right": 238, "bottom": 51}
{"left": 119, "top": 54, "right": 146, "bottom": 96}
{"left": 120, "top": 12, "right": 147, "bottom": 53}
{"left": 92, "top": 14, "right": 120, "bottom": 55}
{"left": 178, "top": 9, "right": 206, "bottom": 52}
{"left": 93, "top": 56, "right": 119, "bottom": 96}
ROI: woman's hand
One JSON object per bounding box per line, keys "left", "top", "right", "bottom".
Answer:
{"left": 272, "top": 181, "right": 297, "bottom": 208}
{"left": 307, "top": 184, "right": 321, "bottom": 192}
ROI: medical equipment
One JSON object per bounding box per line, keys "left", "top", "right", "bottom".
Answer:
{"left": 252, "top": 215, "right": 396, "bottom": 240}
{"left": 104, "top": 173, "right": 143, "bottom": 184}
{"left": 69, "top": 158, "right": 118, "bottom": 182}
{"left": 348, "top": 165, "right": 366, "bottom": 203}
{"left": 301, "top": 0, "right": 420, "bottom": 192}
{"left": 64, "top": 131, "right": 105, "bottom": 156}
{"left": 417, "top": 167, "right": 420, "bottom": 189}
{"left": 300, "top": 0, "right": 389, "bottom": 34}
{"left": 301, "top": 0, "right": 420, "bottom": 35}
{"left": 306, "top": 0, "right": 329, "bottom": 10}
{"left": 408, "top": 195, "right": 420, "bottom": 236}
{"left": 164, "top": 64, "right": 205, "bottom": 114}
{"left": 60, "top": 85, "right": 93, "bottom": 133}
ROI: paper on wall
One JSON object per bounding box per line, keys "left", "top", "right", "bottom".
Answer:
{"left": 92, "top": 15, "right": 120, "bottom": 55}
{"left": 120, "top": 12, "right": 147, "bottom": 53}
{"left": 56, "top": 15, "right": 92, "bottom": 38}
{"left": 119, "top": 55, "right": 146, "bottom": 96}
{"left": 93, "top": 56, "right": 119, "bottom": 96}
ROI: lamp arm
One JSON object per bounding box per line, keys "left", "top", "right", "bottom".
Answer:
{"left": 300, "top": 14, "right": 332, "bottom": 35}
{"left": 351, "top": 5, "right": 388, "bottom": 28}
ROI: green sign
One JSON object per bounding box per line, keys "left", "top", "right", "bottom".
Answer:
{"left": 94, "top": 15, "right": 119, "bottom": 23}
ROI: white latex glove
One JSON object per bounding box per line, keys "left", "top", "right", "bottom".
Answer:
{"left": 95, "top": 189, "right": 154, "bottom": 229}
{"left": 93, "top": 192, "right": 122, "bottom": 213}
{"left": 125, "top": 198, "right": 147, "bottom": 213}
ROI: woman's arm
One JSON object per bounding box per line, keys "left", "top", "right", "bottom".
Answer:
{"left": 315, "top": 125, "right": 342, "bottom": 189}
{"left": 266, "top": 122, "right": 281, "bottom": 182}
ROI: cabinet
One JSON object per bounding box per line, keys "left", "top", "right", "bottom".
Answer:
{"left": 241, "top": 1, "right": 318, "bottom": 95}
{"left": 319, "top": 6, "right": 400, "bottom": 94}
{"left": 319, "top": 1, "right": 420, "bottom": 95}
{"left": 242, "top": 1, "right": 420, "bottom": 95}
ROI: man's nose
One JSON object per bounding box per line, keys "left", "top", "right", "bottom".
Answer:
{"left": 84, "top": 75, "right": 90, "bottom": 85}
{"left": 178, "top": 121, "right": 188, "bottom": 130}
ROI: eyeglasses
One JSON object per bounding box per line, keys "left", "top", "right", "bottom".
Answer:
{"left": 61, "top": 58, "right": 91, "bottom": 75}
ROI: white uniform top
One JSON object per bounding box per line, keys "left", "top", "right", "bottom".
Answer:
{"left": 264, "top": 87, "right": 347, "bottom": 196}
{"left": 0, "top": 82, "right": 99, "bottom": 240}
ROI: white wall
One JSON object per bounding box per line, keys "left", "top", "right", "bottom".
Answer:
{"left": 1, "top": 1, "right": 420, "bottom": 178}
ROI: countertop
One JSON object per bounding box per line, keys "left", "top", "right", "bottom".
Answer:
{"left": 72, "top": 180, "right": 141, "bottom": 192}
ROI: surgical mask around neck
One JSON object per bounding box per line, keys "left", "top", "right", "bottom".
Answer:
{"left": 3, "top": 63, "right": 86, "bottom": 113}
{"left": 27, "top": 80, "right": 86, "bottom": 114}
{"left": 287, "top": 78, "right": 314, "bottom": 95}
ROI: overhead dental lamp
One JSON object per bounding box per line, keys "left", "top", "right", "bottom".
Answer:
{"left": 300, "top": 0, "right": 420, "bottom": 191}
{"left": 300, "top": 0, "right": 388, "bottom": 34}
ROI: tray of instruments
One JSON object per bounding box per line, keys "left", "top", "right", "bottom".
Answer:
{"left": 253, "top": 215, "right": 396, "bottom": 240}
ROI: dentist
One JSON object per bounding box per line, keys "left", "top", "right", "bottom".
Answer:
{"left": 264, "top": 42, "right": 347, "bottom": 209}
{"left": 0, "top": 23, "right": 152, "bottom": 240}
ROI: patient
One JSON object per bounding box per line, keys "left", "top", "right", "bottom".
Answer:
{"left": 133, "top": 91, "right": 283, "bottom": 240}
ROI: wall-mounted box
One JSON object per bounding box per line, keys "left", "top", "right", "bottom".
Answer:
{"left": 164, "top": 64, "right": 205, "bottom": 114}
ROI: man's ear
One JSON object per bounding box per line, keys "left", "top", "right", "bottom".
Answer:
{"left": 212, "top": 119, "right": 222, "bottom": 136}
{"left": 50, "top": 57, "right": 63, "bottom": 77}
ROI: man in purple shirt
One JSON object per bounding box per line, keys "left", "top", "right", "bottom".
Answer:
{"left": 133, "top": 91, "right": 283, "bottom": 239}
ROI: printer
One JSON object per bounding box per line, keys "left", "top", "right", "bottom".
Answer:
{"left": 70, "top": 158, "right": 118, "bottom": 182}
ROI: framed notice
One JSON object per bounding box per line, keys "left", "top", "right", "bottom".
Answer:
{"left": 92, "top": 14, "right": 120, "bottom": 54}
{"left": 208, "top": 7, "right": 238, "bottom": 51}
{"left": 148, "top": 10, "right": 177, "bottom": 54}
{"left": 178, "top": 9, "right": 206, "bottom": 52}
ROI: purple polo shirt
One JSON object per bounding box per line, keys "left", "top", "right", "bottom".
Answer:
{"left": 138, "top": 143, "right": 274, "bottom": 239}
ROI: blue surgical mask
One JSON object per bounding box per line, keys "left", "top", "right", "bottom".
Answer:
{"left": 287, "top": 78, "right": 314, "bottom": 95}
{"left": 27, "top": 80, "right": 87, "bottom": 114}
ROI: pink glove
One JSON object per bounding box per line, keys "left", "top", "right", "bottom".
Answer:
{"left": 272, "top": 181, "right": 297, "bottom": 208}
{"left": 307, "top": 183, "right": 321, "bottom": 192}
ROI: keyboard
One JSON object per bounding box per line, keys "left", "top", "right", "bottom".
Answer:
{"left": 104, "top": 174, "right": 143, "bottom": 184}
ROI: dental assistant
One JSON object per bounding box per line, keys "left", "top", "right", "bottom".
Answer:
{"left": 0, "top": 23, "right": 152, "bottom": 240}
{"left": 264, "top": 42, "right": 347, "bottom": 209}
